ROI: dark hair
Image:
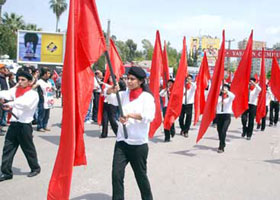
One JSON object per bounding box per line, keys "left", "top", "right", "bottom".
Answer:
{"left": 187, "top": 74, "right": 193, "bottom": 79}
{"left": 40, "top": 67, "right": 50, "bottom": 78}
{"left": 16, "top": 67, "right": 33, "bottom": 81}
{"left": 250, "top": 77, "right": 256, "bottom": 82}
{"left": 223, "top": 84, "right": 230, "bottom": 91}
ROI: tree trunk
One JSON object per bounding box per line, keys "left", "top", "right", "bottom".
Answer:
{"left": 56, "top": 16, "right": 59, "bottom": 32}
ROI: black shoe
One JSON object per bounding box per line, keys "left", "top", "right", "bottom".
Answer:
{"left": 257, "top": 124, "right": 261, "bottom": 129}
{"left": 217, "top": 149, "right": 224, "bottom": 153}
{"left": 164, "top": 138, "right": 171, "bottom": 142}
{"left": 0, "top": 174, "right": 13, "bottom": 182}
{"left": 99, "top": 135, "right": 107, "bottom": 138}
{"left": 27, "top": 170, "right": 40, "bottom": 178}
{"left": 171, "top": 132, "right": 175, "bottom": 138}
{"left": 184, "top": 131, "right": 189, "bottom": 138}
{"left": 180, "top": 131, "right": 184, "bottom": 136}
{"left": 242, "top": 132, "right": 245, "bottom": 137}
{"left": 247, "top": 137, "right": 251, "bottom": 140}
{"left": 269, "top": 123, "right": 273, "bottom": 127}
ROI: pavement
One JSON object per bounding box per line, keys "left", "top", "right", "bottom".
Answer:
{"left": 0, "top": 98, "right": 280, "bottom": 200}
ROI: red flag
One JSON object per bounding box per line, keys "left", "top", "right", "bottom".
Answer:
{"left": 164, "top": 37, "right": 187, "bottom": 130}
{"left": 225, "top": 71, "right": 232, "bottom": 83}
{"left": 256, "top": 48, "right": 266, "bottom": 124}
{"left": 196, "top": 30, "right": 225, "bottom": 143}
{"left": 254, "top": 73, "right": 259, "bottom": 83}
{"left": 162, "top": 41, "right": 170, "bottom": 89}
{"left": 231, "top": 31, "right": 253, "bottom": 118}
{"left": 149, "top": 31, "right": 163, "bottom": 138}
{"left": 193, "top": 52, "right": 210, "bottom": 125}
{"left": 270, "top": 56, "right": 280, "bottom": 101}
{"left": 97, "top": 39, "right": 125, "bottom": 125}
{"left": 47, "top": 0, "right": 106, "bottom": 199}
{"left": 52, "top": 70, "right": 59, "bottom": 83}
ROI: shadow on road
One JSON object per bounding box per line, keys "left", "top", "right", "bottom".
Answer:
{"left": 39, "top": 136, "right": 60, "bottom": 146}
{"left": 0, "top": 166, "right": 29, "bottom": 176}
{"left": 71, "top": 193, "right": 111, "bottom": 200}
{"left": 264, "top": 159, "right": 280, "bottom": 165}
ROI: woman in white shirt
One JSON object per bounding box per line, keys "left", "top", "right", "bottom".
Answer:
{"left": 216, "top": 84, "right": 235, "bottom": 153}
{"left": 106, "top": 66, "right": 155, "bottom": 200}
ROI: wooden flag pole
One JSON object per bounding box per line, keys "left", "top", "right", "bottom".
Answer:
{"left": 104, "top": 50, "right": 128, "bottom": 139}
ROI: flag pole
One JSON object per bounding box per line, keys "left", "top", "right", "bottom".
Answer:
{"left": 104, "top": 50, "right": 128, "bottom": 139}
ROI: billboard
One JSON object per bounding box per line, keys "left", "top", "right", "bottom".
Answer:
{"left": 17, "top": 30, "right": 65, "bottom": 65}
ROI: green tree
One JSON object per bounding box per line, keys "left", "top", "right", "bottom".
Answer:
{"left": 115, "top": 40, "right": 129, "bottom": 62}
{"left": 25, "top": 23, "right": 42, "bottom": 31}
{"left": 141, "top": 39, "right": 153, "bottom": 60}
{"left": 166, "top": 41, "right": 179, "bottom": 70}
{"left": 49, "top": 0, "right": 67, "bottom": 32}
{"left": 0, "top": 24, "right": 17, "bottom": 59}
{"left": 2, "top": 12, "right": 25, "bottom": 33}
{"left": 0, "top": 0, "right": 6, "bottom": 24}
{"left": 125, "top": 39, "right": 137, "bottom": 62}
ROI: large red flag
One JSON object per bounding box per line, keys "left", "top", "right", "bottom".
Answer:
{"left": 270, "top": 56, "right": 280, "bottom": 101}
{"left": 231, "top": 31, "right": 253, "bottom": 118}
{"left": 256, "top": 48, "right": 266, "bottom": 124}
{"left": 97, "top": 39, "right": 125, "bottom": 125}
{"left": 47, "top": 0, "right": 106, "bottom": 199}
{"left": 149, "top": 30, "right": 163, "bottom": 138}
{"left": 193, "top": 52, "right": 210, "bottom": 125}
{"left": 162, "top": 41, "right": 170, "bottom": 89}
{"left": 164, "top": 37, "right": 187, "bottom": 130}
{"left": 196, "top": 30, "right": 225, "bottom": 143}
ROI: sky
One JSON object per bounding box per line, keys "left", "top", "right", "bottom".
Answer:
{"left": 3, "top": 0, "right": 280, "bottom": 51}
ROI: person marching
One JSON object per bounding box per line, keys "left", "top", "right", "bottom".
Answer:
{"left": 216, "top": 84, "right": 235, "bottom": 153}
{"left": 106, "top": 66, "right": 155, "bottom": 200}
{"left": 257, "top": 85, "right": 271, "bottom": 131}
{"left": 0, "top": 68, "right": 41, "bottom": 182}
{"left": 269, "top": 88, "right": 279, "bottom": 126}
{"left": 160, "top": 79, "right": 175, "bottom": 142}
{"left": 179, "top": 74, "right": 196, "bottom": 137}
{"left": 241, "top": 78, "right": 261, "bottom": 140}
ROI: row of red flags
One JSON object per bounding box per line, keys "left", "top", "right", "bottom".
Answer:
{"left": 47, "top": 0, "right": 280, "bottom": 199}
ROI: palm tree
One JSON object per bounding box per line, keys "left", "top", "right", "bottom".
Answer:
{"left": 2, "top": 12, "right": 25, "bottom": 34}
{"left": 25, "top": 23, "right": 42, "bottom": 31}
{"left": 49, "top": 0, "right": 68, "bottom": 32}
{"left": 0, "top": 0, "right": 7, "bottom": 24}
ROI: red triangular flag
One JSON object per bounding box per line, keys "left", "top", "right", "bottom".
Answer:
{"left": 225, "top": 71, "right": 232, "bottom": 83}
{"left": 164, "top": 37, "right": 187, "bottom": 130}
{"left": 149, "top": 31, "right": 163, "bottom": 138}
{"left": 47, "top": 0, "right": 106, "bottom": 199}
{"left": 231, "top": 31, "right": 253, "bottom": 118}
{"left": 256, "top": 48, "right": 266, "bottom": 124}
{"left": 162, "top": 41, "right": 170, "bottom": 89}
{"left": 193, "top": 52, "right": 210, "bottom": 125}
{"left": 97, "top": 39, "right": 125, "bottom": 125}
{"left": 254, "top": 73, "right": 259, "bottom": 83}
{"left": 270, "top": 56, "right": 280, "bottom": 101}
{"left": 196, "top": 30, "right": 225, "bottom": 143}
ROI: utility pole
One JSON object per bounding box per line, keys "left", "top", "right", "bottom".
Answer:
{"left": 104, "top": 19, "right": 111, "bottom": 69}
{"left": 225, "top": 39, "right": 235, "bottom": 70}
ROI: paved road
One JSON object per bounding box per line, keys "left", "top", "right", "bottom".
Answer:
{"left": 0, "top": 99, "right": 280, "bottom": 200}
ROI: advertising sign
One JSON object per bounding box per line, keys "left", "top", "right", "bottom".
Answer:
{"left": 17, "top": 30, "right": 65, "bottom": 65}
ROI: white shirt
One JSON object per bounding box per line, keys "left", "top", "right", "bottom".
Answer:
{"left": 266, "top": 90, "right": 272, "bottom": 106}
{"left": 0, "top": 87, "right": 39, "bottom": 123}
{"left": 249, "top": 85, "right": 261, "bottom": 106}
{"left": 94, "top": 77, "right": 102, "bottom": 93}
{"left": 216, "top": 91, "right": 235, "bottom": 114}
{"left": 159, "top": 88, "right": 169, "bottom": 107}
{"left": 37, "top": 79, "right": 54, "bottom": 109}
{"left": 103, "top": 84, "right": 117, "bottom": 105}
{"left": 182, "top": 82, "right": 196, "bottom": 105}
{"left": 106, "top": 90, "right": 155, "bottom": 145}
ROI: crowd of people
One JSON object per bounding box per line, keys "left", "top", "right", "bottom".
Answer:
{"left": 0, "top": 64, "right": 279, "bottom": 200}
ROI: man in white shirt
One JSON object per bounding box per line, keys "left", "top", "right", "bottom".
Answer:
{"left": 92, "top": 70, "right": 103, "bottom": 122}
{"left": 33, "top": 68, "right": 54, "bottom": 132}
{"left": 179, "top": 74, "right": 196, "bottom": 137}
{"left": 0, "top": 69, "right": 40, "bottom": 182}
{"left": 241, "top": 78, "right": 261, "bottom": 140}
{"left": 269, "top": 90, "right": 279, "bottom": 126}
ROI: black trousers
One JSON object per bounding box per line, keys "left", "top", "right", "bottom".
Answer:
{"left": 112, "top": 141, "right": 153, "bottom": 200}
{"left": 179, "top": 104, "right": 193, "bottom": 133}
{"left": 241, "top": 104, "right": 257, "bottom": 138}
{"left": 92, "top": 91, "right": 100, "bottom": 122}
{"left": 216, "top": 114, "right": 231, "bottom": 149}
{"left": 163, "top": 107, "right": 175, "bottom": 141}
{"left": 1, "top": 122, "right": 40, "bottom": 177}
{"left": 101, "top": 103, "right": 118, "bottom": 137}
{"left": 257, "top": 106, "right": 268, "bottom": 131}
{"left": 269, "top": 101, "right": 279, "bottom": 125}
